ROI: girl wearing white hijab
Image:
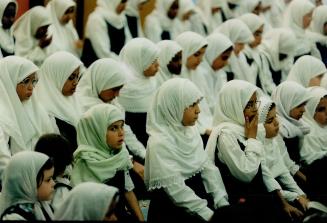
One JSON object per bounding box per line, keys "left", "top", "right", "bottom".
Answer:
{"left": 299, "top": 87, "right": 327, "bottom": 205}
{"left": 144, "top": 0, "right": 180, "bottom": 43}
{"left": 35, "top": 51, "right": 83, "bottom": 150}
{"left": 257, "top": 96, "right": 309, "bottom": 222}
{"left": 156, "top": 40, "right": 183, "bottom": 86}
{"left": 13, "top": 6, "right": 53, "bottom": 67}
{"left": 145, "top": 78, "right": 229, "bottom": 223}
{"left": 287, "top": 55, "right": 326, "bottom": 87}
{"left": 258, "top": 28, "right": 297, "bottom": 94}
{"left": 118, "top": 38, "right": 160, "bottom": 147}
{"left": 239, "top": 13, "right": 265, "bottom": 87}
{"left": 55, "top": 182, "right": 120, "bottom": 221}
{"left": 283, "top": 0, "right": 318, "bottom": 61}
{"left": 175, "top": 31, "right": 213, "bottom": 140}
{"left": 215, "top": 19, "right": 255, "bottom": 83}
{"left": 0, "top": 56, "right": 58, "bottom": 182}
{"left": 71, "top": 104, "right": 144, "bottom": 222}
{"left": 0, "top": 151, "right": 55, "bottom": 220}
{"left": 81, "top": 0, "right": 131, "bottom": 67}
{"left": 307, "top": 5, "right": 327, "bottom": 66}
{"left": 125, "top": 0, "right": 147, "bottom": 38}
{"left": 47, "top": 0, "right": 83, "bottom": 58}
{"left": 0, "top": 0, "right": 17, "bottom": 57}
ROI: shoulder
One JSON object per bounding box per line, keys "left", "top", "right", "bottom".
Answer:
{"left": 1, "top": 203, "right": 35, "bottom": 221}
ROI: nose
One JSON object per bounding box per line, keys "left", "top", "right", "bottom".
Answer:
{"left": 114, "top": 90, "right": 120, "bottom": 97}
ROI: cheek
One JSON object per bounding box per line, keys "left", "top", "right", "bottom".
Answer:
{"left": 314, "top": 113, "right": 327, "bottom": 125}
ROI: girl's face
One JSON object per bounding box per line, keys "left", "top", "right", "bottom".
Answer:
{"left": 186, "top": 46, "right": 207, "bottom": 70}
{"left": 264, "top": 106, "right": 279, "bottom": 138}
{"left": 2, "top": 3, "right": 16, "bottom": 30}
{"left": 234, "top": 43, "right": 245, "bottom": 56}
{"left": 35, "top": 25, "right": 50, "bottom": 39}
{"left": 314, "top": 96, "right": 327, "bottom": 126}
{"left": 144, "top": 59, "right": 159, "bottom": 77}
{"left": 16, "top": 73, "right": 38, "bottom": 102}
{"left": 243, "top": 93, "right": 258, "bottom": 122}
{"left": 211, "top": 48, "right": 232, "bottom": 71}
{"left": 250, "top": 25, "right": 264, "bottom": 48}
{"left": 308, "top": 74, "right": 324, "bottom": 87}
{"left": 99, "top": 85, "right": 123, "bottom": 103}
{"left": 116, "top": 0, "right": 128, "bottom": 14}
{"left": 182, "top": 101, "right": 200, "bottom": 126}
{"left": 106, "top": 120, "right": 124, "bottom": 150}
{"left": 289, "top": 102, "right": 306, "bottom": 120}
{"left": 60, "top": 6, "right": 75, "bottom": 25}
{"left": 37, "top": 167, "right": 55, "bottom": 201}
{"left": 167, "top": 0, "right": 179, "bottom": 19}
{"left": 324, "top": 23, "right": 327, "bottom": 36}
{"left": 303, "top": 10, "right": 313, "bottom": 29}
{"left": 167, "top": 51, "right": 182, "bottom": 75}
{"left": 62, "top": 67, "right": 80, "bottom": 96}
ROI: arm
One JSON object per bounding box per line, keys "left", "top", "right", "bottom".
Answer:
{"left": 124, "top": 191, "right": 144, "bottom": 222}
{"left": 124, "top": 124, "right": 146, "bottom": 160}
{"left": 275, "top": 190, "right": 304, "bottom": 221}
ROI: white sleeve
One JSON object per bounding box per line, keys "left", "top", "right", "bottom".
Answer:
{"left": 261, "top": 160, "right": 282, "bottom": 192}
{"left": 258, "top": 55, "right": 276, "bottom": 95}
{"left": 15, "top": 45, "right": 47, "bottom": 67}
{"left": 124, "top": 124, "right": 146, "bottom": 159}
{"left": 0, "top": 127, "right": 11, "bottom": 181}
{"left": 86, "top": 14, "right": 117, "bottom": 59}
{"left": 144, "top": 14, "right": 162, "bottom": 43}
{"left": 2, "top": 213, "right": 26, "bottom": 220}
{"left": 164, "top": 183, "right": 214, "bottom": 221}
{"left": 124, "top": 170, "right": 135, "bottom": 192}
{"left": 51, "top": 187, "right": 70, "bottom": 213}
{"left": 201, "top": 161, "right": 229, "bottom": 209}
{"left": 300, "top": 134, "right": 327, "bottom": 165}
{"left": 217, "top": 132, "right": 263, "bottom": 183}
{"left": 276, "top": 136, "right": 300, "bottom": 175}
{"left": 277, "top": 172, "right": 305, "bottom": 201}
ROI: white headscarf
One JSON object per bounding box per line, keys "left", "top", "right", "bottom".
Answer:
{"left": 77, "top": 58, "right": 128, "bottom": 112}
{"left": 35, "top": 51, "right": 83, "bottom": 127}
{"left": 71, "top": 104, "right": 133, "bottom": 185}
{"left": 95, "top": 0, "right": 126, "bottom": 29}
{"left": 125, "top": 0, "right": 147, "bottom": 17}
{"left": 287, "top": 55, "right": 327, "bottom": 87}
{"left": 0, "top": 56, "right": 55, "bottom": 152}
{"left": 206, "top": 80, "right": 258, "bottom": 162}
{"left": 239, "top": 13, "right": 265, "bottom": 34}
{"left": 155, "top": 0, "right": 177, "bottom": 31}
{"left": 48, "top": 0, "right": 80, "bottom": 57}
{"left": 307, "top": 5, "right": 327, "bottom": 46}
{"left": 0, "top": 151, "right": 54, "bottom": 220}
{"left": 284, "top": 0, "right": 315, "bottom": 56}
{"left": 205, "top": 33, "right": 233, "bottom": 67}
{"left": 118, "top": 38, "right": 160, "bottom": 112}
{"left": 271, "top": 81, "right": 311, "bottom": 138}
{"left": 259, "top": 28, "right": 297, "bottom": 72}
{"left": 0, "top": 0, "right": 16, "bottom": 54}
{"left": 55, "top": 182, "right": 119, "bottom": 220}
{"left": 13, "top": 6, "right": 51, "bottom": 59}
{"left": 156, "top": 40, "right": 182, "bottom": 85}
{"left": 145, "top": 78, "right": 208, "bottom": 190}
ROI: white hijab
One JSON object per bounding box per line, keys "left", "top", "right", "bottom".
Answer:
{"left": 259, "top": 28, "right": 297, "bottom": 72}
{"left": 95, "top": 0, "right": 126, "bottom": 29}
{"left": 155, "top": 0, "right": 177, "bottom": 31}
{"left": 35, "top": 51, "right": 83, "bottom": 127}
{"left": 287, "top": 55, "right": 327, "bottom": 87}
{"left": 0, "top": 151, "right": 54, "bottom": 220}
{"left": 77, "top": 58, "right": 128, "bottom": 112}
{"left": 271, "top": 81, "right": 311, "bottom": 138}
{"left": 156, "top": 40, "right": 182, "bottom": 86}
{"left": 307, "top": 5, "right": 327, "bottom": 47}
{"left": 13, "top": 6, "right": 51, "bottom": 59}
{"left": 55, "top": 182, "right": 119, "bottom": 220}
{"left": 118, "top": 38, "right": 160, "bottom": 113}
{"left": 145, "top": 78, "right": 208, "bottom": 190}
{"left": 48, "top": 0, "right": 80, "bottom": 57}
{"left": 206, "top": 80, "right": 258, "bottom": 162}
{"left": 125, "top": 0, "right": 146, "bottom": 37}
{"left": 0, "top": 56, "right": 55, "bottom": 152}
{"left": 197, "top": 0, "right": 224, "bottom": 33}
{"left": 0, "top": 0, "right": 16, "bottom": 54}
{"left": 284, "top": 0, "right": 315, "bottom": 56}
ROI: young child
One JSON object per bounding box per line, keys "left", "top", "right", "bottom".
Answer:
{"left": 258, "top": 96, "right": 309, "bottom": 222}
{"left": 13, "top": 6, "right": 53, "bottom": 66}
{"left": 55, "top": 182, "right": 120, "bottom": 221}
{"left": 35, "top": 51, "right": 83, "bottom": 150}
{"left": 145, "top": 78, "right": 229, "bottom": 223}
{"left": 34, "top": 133, "right": 74, "bottom": 212}
{"left": 71, "top": 104, "right": 144, "bottom": 222}
{"left": 287, "top": 55, "right": 327, "bottom": 87}
{"left": 0, "top": 151, "right": 55, "bottom": 220}
{"left": 0, "top": 0, "right": 17, "bottom": 57}
{"left": 118, "top": 37, "right": 160, "bottom": 147}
